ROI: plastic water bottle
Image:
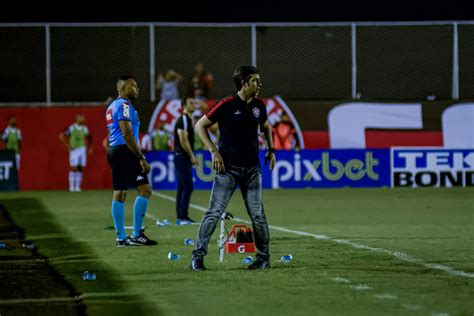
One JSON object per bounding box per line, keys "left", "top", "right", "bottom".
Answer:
{"left": 0, "top": 242, "right": 6, "bottom": 249}
{"left": 280, "top": 254, "right": 293, "bottom": 262}
{"left": 168, "top": 252, "right": 180, "bottom": 260}
{"left": 184, "top": 238, "right": 195, "bottom": 246}
{"left": 22, "top": 243, "right": 35, "bottom": 249}
{"left": 156, "top": 219, "right": 171, "bottom": 227}
{"left": 241, "top": 256, "right": 254, "bottom": 265}
{"left": 82, "top": 271, "right": 96, "bottom": 281}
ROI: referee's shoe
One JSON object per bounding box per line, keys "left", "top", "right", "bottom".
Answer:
{"left": 129, "top": 229, "right": 158, "bottom": 246}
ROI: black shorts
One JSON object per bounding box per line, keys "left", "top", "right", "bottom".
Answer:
{"left": 107, "top": 145, "right": 149, "bottom": 190}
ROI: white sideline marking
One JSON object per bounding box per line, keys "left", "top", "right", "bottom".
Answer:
{"left": 350, "top": 284, "right": 372, "bottom": 290}
{"left": 331, "top": 277, "right": 350, "bottom": 284}
{"left": 374, "top": 293, "right": 398, "bottom": 300}
{"left": 431, "top": 313, "right": 450, "bottom": 316}
{"left": 151, "top": 191, "right": 474, "bottom": 279}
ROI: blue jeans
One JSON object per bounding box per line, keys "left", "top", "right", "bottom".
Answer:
{"left": 192, "top": 164, "right": 270, "bottom": 261}
{"left": 174, "top": 153, "right": 194, "bottom": 220}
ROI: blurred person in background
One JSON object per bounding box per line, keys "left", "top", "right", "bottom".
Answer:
{"left": 59, "top": 114, "right": 92, "bottom": 192}
{"left": 187, "top": 63, "right": 214, "bottom": 99}
{"left": 151, "top": 119, "right": 171, "bottom": 151}
{"left": 1, "top": 116, "right": 22, "bottom": 170}
{"left": 191, "top": 99, "right": 215, "bottom": 151}
{"left": 273, "top": 112, "right": 299, "bottom": 150}
{"left": 156, "top": 69, "right": 182, "bottom": 101}
{"left": 174, "top": 97, "right": 199, "bottom": 225}
{"left": 192, "top": 110, "right": 205, "bottom": 150}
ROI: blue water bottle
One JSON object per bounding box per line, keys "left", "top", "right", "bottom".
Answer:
{"left": 168, "top": 252, "right": 180, "bottom": 260}
{"left": 241, "top": 256, "right": 254, "bottom": 265}
{"left": 0, "top": 242, "right": 6, "bottom": 249}
{"left": 82, "top": 271, "right": 96, "bottom": 281}
{"left": 280, "top": 254, "right": 293, "bottom": 262}
{"left": 184, "top": 238, "right": 195, "bottom": 246}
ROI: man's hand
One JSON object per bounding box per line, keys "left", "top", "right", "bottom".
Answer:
{"left": 211, "top": 151, "right": 225, "bottom": 173}
{"left": 140, "top": 159, "right": 151, "bottom": 174}
{"left": 87, "top": 147, "right": 93, "bottom": 155}
{"left": 191, "top": 156, "right": 199, "bottom": 167}
{"left": 264, "top": 151, "right": 276, "bottom": 171}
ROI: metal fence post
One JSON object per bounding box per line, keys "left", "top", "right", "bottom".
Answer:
{"left": 351, "top": 23, "right": 357, "bottom": 99}
{"left": 45, "top": 24, "right": 51, "bottom": 106}
{"left": 251, "top": 24, "right": 257, "bottom": 67}
{"left": 149, "top": 24, "right": 156, "bottom": 103}
{"left": 452, "top": 22, "right": 459, "bottom": 100}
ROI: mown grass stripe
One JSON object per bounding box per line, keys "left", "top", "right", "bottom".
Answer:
{"left": 152, "top": 191, "right": 474, "bottom": 279}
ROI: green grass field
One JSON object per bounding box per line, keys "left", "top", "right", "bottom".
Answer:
{"left": 1, "top": 188, "right": 473, "bottom": 315}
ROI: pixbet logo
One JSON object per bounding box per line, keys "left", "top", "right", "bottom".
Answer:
{"left": 149, "top": 153, "right": 215, "bottom": 187}
{"left": 149, "top": 154, "right": 175, "bottom": 184}
{"left": 392, "top": 149, "right": 474, "bottom": 187}
{"left": 271, "top": 152, "right": 379, "bottom": 189}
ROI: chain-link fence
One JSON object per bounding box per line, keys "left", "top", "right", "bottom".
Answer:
{"left": 257, "top": 26, "right": 352, "bottom": 99}
{"left": 0, "top": 22, "right": 472, "bottom": 103}
{"left": 0, "top": 27, "right": 46, "bottom": 102}
{"left": 458, "top": 24, "right": 474, "bottom": 99}
{"left": 357, "top": 25, "right": 453, "bottom": 100}
{"left": 50, "top": 27, "right": 150, "bottom": 102}
{"left": 154, "top": 26, "right": 251, "bottom": 99}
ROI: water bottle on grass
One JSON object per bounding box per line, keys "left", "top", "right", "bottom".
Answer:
{"left": 83, "top": 271, "right": 96, "bottom": 281}
{"left": 184, "top": 238, "right": 195, "bottom": 246}
{"left": 241, "top": 256, "right": 254, "bottom": 265}
{"left": 168, "top": 252, "right": 180, "bottom": 260}
{"left": 280, "top": 254, "right": 293, "bottom": 262}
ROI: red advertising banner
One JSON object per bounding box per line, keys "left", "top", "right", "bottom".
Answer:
{"left": 1, "top": 99, "right": 472, "bottom": 190}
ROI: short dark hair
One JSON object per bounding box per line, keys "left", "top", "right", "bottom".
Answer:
{"left": 233, "top": 66, "right": 259, "bottom": 90}
{"left": 181, "top": 96, "right": 193, "bottom": 108}
{"left": 116, "top": 75, "right": 135, "bottom": 91}
{"left": 119, "top": 75, "right": 134, "bottom": 81}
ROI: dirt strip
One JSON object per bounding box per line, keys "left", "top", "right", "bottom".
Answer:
{"left": 0, "top": 204, "right": 86, "bottom": 315}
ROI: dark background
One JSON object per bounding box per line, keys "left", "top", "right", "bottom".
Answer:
{"left": 2, "top": 0, "right": 473, "bottom": 102}
{"left": 0, "top": 0, "right": 473, "bottom": 23}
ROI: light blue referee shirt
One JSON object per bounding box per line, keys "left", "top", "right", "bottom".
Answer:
{"left": 106, "top": 97, "right": 140, "bottom": 146}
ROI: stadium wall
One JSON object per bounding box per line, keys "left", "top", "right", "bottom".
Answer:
{"left": 0, "top": 106, "right": 111, "bottom": 190}
{"left": 0, "top": 99, "right": 472, "bottom": 190}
